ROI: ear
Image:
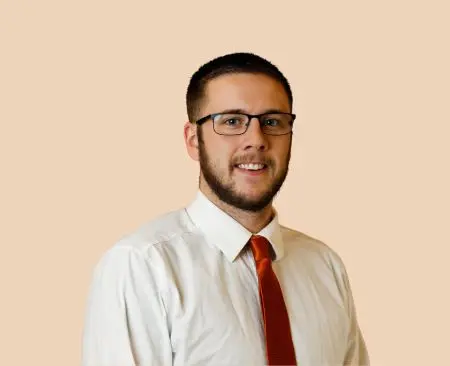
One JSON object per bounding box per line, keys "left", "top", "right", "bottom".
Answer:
{"left": 184, "top": 121, "right": 199, "bottom": 161}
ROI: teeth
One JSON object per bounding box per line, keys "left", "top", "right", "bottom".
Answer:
{"left": 237, "top": 163, "right": 265, "bottom": 170}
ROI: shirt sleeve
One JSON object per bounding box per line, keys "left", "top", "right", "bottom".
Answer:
{"left": 81, "top": 244, "right": 172, "bottom": 366}
{"left": 341, "top": 263, "right": 370, "bottom": 366}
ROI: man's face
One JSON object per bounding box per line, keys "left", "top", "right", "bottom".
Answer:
{"left": 195, "top": 73, "right": 292, "bottom": 212}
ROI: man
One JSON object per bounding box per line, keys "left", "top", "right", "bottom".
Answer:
{"left": 82, "top": 52, "right": 370, "bottom": 366}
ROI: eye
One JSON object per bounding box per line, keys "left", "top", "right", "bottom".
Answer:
{"left": 224, "top": 118, "right": 241, "bottom": 126}
{"left": 264, "top": 118, "right": 280, "bottom": 126}
{"left": 215, "top": 114, "right": 246, "bottom": 127}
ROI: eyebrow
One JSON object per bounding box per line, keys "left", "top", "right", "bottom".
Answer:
{"left": 216, "top": 108, "right": 289, "bottom": 115}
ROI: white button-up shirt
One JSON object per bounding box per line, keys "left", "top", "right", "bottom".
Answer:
{"left": 82, "top": 190, "right": 370, "bottom": 366}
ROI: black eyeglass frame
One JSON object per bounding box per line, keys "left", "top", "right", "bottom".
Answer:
{"left": 194, "top": 112, "right": 296, "bottom": 136}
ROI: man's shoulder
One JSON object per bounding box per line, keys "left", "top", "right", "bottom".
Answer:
{"left": 280, "top": 225, "right": 331, "bottom": 251}
{"left": 112, "top": 206, "right": 194, "bottom": 254}
{"left": 90, "top": 207, "right": 194, "bottom": 278}
{"left": 279, "top": 225, "right": 346, "bottom": 268}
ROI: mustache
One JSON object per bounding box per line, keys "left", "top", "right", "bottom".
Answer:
{"left": 232, "top": 155, "right": 273, "bottom": 166}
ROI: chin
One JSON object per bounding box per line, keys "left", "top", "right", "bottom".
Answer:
{"left": 237, "top": 190, "right": 271, "bottom": 203}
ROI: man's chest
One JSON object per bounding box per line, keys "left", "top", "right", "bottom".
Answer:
{"left": 158, "top": 252, "right": 349, "bottom": 366}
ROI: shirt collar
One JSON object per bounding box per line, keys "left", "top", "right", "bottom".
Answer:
{"left": 185, "top": 190, "right": 285, "bottom": 262}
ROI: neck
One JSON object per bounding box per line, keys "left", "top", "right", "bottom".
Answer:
{"left": 199, "top": 184, "right": 275, "bottom": 234}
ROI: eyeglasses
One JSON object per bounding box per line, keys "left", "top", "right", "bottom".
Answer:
{"left": 194, "top": 111, "right": 296, "bottom": 136}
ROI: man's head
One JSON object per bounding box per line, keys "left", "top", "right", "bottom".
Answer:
{"left": 184, "top": 52, "right": 294, "bottom": 212}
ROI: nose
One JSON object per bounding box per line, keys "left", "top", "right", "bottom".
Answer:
{"left": 243, "top": 117, "right": 268, "bottom": 151}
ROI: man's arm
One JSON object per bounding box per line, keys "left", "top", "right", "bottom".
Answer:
{"left": 341, "top": 262, "right": 370, "bottom": 366}
{"left": 82, "top": 244, "right": 172, "bottom": 366}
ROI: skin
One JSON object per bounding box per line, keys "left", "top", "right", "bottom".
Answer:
{"left": 184, "top": 73, "right": 293, "bottom": 233}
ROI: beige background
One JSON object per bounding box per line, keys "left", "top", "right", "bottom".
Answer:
{"left": 1, "top": 1, "right": 449, "bottom": 365}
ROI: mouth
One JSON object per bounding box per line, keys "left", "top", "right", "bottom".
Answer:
{"left": 234, "top": 163, "right": 268, "bottom": 175}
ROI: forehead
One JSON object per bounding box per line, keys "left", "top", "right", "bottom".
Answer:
{"left": 201, "top": 73, "right": 291, "bottom": 115}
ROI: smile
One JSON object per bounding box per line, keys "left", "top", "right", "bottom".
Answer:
{"left": 235, "top": 163, "right": 267, "bottom": 171}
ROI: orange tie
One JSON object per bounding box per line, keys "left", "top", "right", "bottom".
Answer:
{"left": 250, "top": 235, "right": 297, "bottom": 366}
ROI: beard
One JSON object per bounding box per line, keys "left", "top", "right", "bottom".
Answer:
{"left": 197, "top": 126, "right": 291, "bottom": 212}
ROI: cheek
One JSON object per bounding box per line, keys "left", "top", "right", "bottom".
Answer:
{"left": 220, "top": 150, "right": 235, "bottom": 170}
{"left": 207, "top": 145, "right": 235, "bottom": 167}
{"left": 273, "top": 142, "right": 291, "bottom": 165}
{"left": 205, "top": 143, "right": 234, "bottom": 169}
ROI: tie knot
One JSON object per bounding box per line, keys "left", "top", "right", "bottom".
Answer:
{"left": 249, "top": 235, "right": 271, "bottom": 262}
